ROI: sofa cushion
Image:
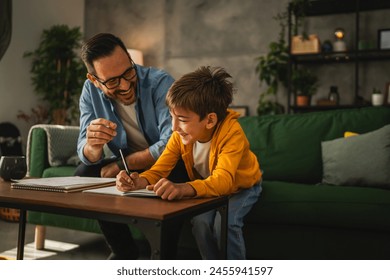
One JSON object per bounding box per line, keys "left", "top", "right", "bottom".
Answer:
{"left": 42, "top": 166, "right": 77, "bottom": 178}
{"left": 245, "top": 181, "right": 390, "bottom": 232}
{"left": 238, "top": 107, "right": 390, "bottom": 184}
{"left": 321, "top": 124, "right": 390, "bottom": 189}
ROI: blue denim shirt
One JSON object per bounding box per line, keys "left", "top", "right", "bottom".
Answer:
{"left": 77, "top": 65, "right": 174, "bottom": 165}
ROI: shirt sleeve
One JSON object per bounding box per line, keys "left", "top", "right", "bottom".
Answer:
{"left": 146, "top": 73, "right": 175, "bottom": 160}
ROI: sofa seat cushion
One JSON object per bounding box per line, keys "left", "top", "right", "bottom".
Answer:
{"left": 245, "top": 181, "right": 390, "bottom": 232}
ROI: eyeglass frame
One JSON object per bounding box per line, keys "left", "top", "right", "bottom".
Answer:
{"left": 91, "top": 60, "right": 137, "bottom": 90}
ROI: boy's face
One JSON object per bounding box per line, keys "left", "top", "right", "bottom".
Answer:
{"left": 170, "top": 107, "right": 217, "bottom": 145}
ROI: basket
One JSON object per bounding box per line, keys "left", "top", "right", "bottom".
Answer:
{"left": 0, "top": 207, "right": 20, "bottom": 222}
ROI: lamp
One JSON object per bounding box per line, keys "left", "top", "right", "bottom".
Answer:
{"left": 333, "top": 28, "right": 347, "bottom": 52}
{"left": 127, "top": 49, "right": 144, "bottom": 66}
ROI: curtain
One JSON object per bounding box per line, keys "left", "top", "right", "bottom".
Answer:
{"left": 0, "top": 0, "right": 12, "bottom": 61}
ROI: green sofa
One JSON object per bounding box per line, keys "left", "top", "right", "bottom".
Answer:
{"left": 27, "top": 106, "right": 390, "bottom": 259}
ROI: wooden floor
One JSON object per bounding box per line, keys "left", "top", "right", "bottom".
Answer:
{"left": 0, "top": 217, "right": 110, "bottom": 260}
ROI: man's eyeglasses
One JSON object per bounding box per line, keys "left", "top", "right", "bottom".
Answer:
{"left": 92, "top": 63, "right": 137, "bottom": 90}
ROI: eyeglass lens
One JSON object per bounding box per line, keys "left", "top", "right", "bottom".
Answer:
{"left": 103, "top": 67, "right": 136, "bottom": 89}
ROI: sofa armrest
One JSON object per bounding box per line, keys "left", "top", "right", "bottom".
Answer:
{"left": 28, "top": 127, "right": 48, "bottom": 177}
{"left": 26, "top": 124, "right": 80, "bottom": 178}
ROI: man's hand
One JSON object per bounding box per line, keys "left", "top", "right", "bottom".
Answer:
{"left": 87, "top": 118, "right": 117, "bottom": 146}
{"left": 101, "top": 161, "right": 121, "bottom": 178}
{"left": 84, "top": 118, "right": 117, "bottom": 162}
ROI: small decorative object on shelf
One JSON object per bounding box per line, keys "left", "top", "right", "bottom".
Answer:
{"left": 387, "top": 82, "right": 390, "bottom": 105}
{"left": 333, "top": 28, "right": 347, "bottom": 52}
{"left": 371, "top": 88, "right": 384, "bottom": 106}
{"left": 328, "top": 86, "right": 340, "bottom": 105}
{"left": 229, "top": 106, "right": 249, "bottom": 118}
{"left": 321, "top": 40, "right": 333, "bottom": 53}
{"left": 378, "top": 29, "right": 390, "bottom": 50}
{"left": 291, "top": 34, "right": 321, "bottom": 54}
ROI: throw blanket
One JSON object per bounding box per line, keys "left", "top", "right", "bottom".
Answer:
{"left": 26, "top": 124, "right": 80, "bottom": 174}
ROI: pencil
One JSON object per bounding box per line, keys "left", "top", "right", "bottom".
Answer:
{"left": 119, "top": 149, "right": 130, "bottom": 175}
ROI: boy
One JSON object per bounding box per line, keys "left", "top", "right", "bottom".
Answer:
{"left": 116, "top": 66, "right": 262, "bottom": 259}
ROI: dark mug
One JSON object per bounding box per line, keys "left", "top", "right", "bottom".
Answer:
{"left": 0, "top": 156, "right": 27, "bottom": 181}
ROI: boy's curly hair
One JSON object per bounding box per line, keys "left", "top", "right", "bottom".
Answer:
{"left": 166, "top": 66, "right": 234, "bottom": 121}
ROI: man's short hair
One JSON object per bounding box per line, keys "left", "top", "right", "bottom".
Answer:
{"left": 80, "top": 33, "right": 128, "bottom": 74}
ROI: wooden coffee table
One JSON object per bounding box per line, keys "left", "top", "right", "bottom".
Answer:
{"left": 0, "top": 180, "right": 228, "bottom": 260}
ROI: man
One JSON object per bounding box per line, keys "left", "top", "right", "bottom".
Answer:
{"left": 76, "top": 33, "right": 187, "bottom": 259}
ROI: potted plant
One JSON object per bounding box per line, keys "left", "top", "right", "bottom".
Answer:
{"left": 255, "top": 12, "right": 288, "bottom": 116}
{"left": 371, "top": 87, "right": 384, "bottom": 106}
{"left": 22, "top": 24, "right": 85, "bottom": 125}
{"left": 291, "top": 67, "right": 319, "bottom": 106}
{"left": 255, "top": 0, "right": 310, "bottom": 115}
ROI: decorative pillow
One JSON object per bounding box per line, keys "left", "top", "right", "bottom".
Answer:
{"left": 344, "top": 131, "right": 359, "bottom": 137}
{"left": 322, "top": 124, "right": 390, "bottom": 189}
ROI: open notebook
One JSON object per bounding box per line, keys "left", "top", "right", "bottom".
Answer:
{"left": 84, "top": 186, "right": 158, "bottom": 197}
{"left": 11, "top": 176, "right": 116, "bottom": 193}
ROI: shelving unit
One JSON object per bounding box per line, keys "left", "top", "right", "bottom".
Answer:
{"left": 287, "top": 0, "right": 390, "bottom": 113}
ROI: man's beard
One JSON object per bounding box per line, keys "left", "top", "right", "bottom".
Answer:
{"left": 113, "top": 81, "right": 135, "bottom": 96}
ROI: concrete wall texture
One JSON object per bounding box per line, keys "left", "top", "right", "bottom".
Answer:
{"left": 2, "top": 0, "right": 390, "bottom": 152}
{"left": 85, "top": 0, "right": 390, "bottom": 115}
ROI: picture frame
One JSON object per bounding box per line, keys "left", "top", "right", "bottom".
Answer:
{"left": 378, "top": 29, "right": 390, "bottom": 50}
{"left": 229, "top": 106, "right": 249, "bottom": 117}
{"left": 386, "top": 82, "right": 390, "bottom": 105}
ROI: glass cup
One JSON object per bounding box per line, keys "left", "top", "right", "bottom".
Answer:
{"left": 0, "top": 156, "right": 27, "bottom": 181}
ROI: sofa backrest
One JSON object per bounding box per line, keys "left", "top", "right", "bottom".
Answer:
{"left": 238, "top": 106, "right": 390, "bottom": 184}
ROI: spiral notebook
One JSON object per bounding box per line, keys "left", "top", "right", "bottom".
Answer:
{"left": 84, "top": 186, "right": 158, "bottom": 197}
{"left": 11, "top": 176, "right": 116, "bottom": 193}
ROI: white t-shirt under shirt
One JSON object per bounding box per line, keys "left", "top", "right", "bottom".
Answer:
{"left": 114, "top": 101, "right": 149, "bottom": 153}
{"left": 193, "top": 140, "right": 211, "bottom": 179}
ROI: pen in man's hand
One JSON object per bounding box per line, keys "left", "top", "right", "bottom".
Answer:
{"left": 119, "top": 149, "right": 130, "bottom": 175}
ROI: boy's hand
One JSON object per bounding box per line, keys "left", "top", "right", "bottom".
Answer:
{"left": 116, "top": 171, "right": 146, "bottom": 192}
{"left": 147, "top": 178, "right": 196, "bottom": 200}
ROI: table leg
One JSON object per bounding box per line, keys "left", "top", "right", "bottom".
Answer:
{"left": 131, "top": 219, "right": 162, "bottom": 259}
{"left": 218, "top": 203, "right": 228, "bottom": 259}
{"left": 131, "top": 219, "right": 180, "bottom": 260}
{"left": 17, "top": 209, "right": 26, "bottom": 260}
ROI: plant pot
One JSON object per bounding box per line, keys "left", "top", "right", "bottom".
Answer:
{"left": 296, "top": 95, "right": 310, "bottom": 106}
{"left": 52, "top": 108, "right": 67, "bottom": 125}
{"left": 371, "top": 93, "right": 384, "bottom": 106}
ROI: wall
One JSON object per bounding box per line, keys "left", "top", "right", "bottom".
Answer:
{"left": 2, "top": 0, "right": 390, "bottom": 152}
{"left": 0, "top": 0, "right": 84, "bottom": 152}
{"left": 85, "top": 0, "right": 289, "bottom": 117}
{"left": 85, "top": 0, "right": 390, "bottom": 115}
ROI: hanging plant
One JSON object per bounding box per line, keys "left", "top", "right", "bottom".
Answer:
{"left": 22, "top": 24, "right": 85, "bottom": 125}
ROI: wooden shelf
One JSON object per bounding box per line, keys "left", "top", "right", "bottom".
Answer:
{"left": 287, "top": 0, "right": 390, "bottom": 113}
{"left": 291, "top": 50, "right": 390, "bottom": 64}
{"left": 290, "top": 104, "right": 390, "bottom": 113}
{"left": 299, "top": 0, "right": 390, "bottom": 16}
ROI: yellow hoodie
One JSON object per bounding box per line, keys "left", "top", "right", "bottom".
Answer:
{"left": 140, "top": 110, "right": 262, "bottom": 197}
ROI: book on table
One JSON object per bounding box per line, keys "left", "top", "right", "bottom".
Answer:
{"left": 11, "top": 176, "right": 116, "bottom": 193}
{"left": 84, "top": 185, "right": 158, "bottom": 197}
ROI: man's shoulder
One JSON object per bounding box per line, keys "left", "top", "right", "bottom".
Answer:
{"left": 137, "top": 65, "right": 173, "bottom": 82}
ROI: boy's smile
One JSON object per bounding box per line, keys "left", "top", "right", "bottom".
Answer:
{"left": 170, "top": 107, "right": 217, "bottom": 145}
